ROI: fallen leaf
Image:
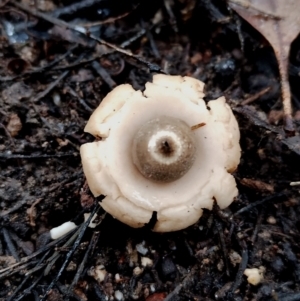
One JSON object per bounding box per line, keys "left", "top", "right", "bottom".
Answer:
{"left": 228, "top": 0, "right": 300, "bottom": 133}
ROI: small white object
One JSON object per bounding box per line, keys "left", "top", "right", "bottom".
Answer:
{"left": 53, "top": 93, "right": 61, "bottom": 106}
{"left": 50, "top": 221, "right": 77, "bottom": 240}
{"left": 244, "top": 267, "right": 265, "bottom": 285}
{"left": 150, "top": 284, "right": 156, "bottom": 293}
{"left": 115, "top": 273, "right": 121, "bottom": 283}
{"left": 267, "top": 216, "right": 276, "bottom": 224}
{"left": 141, "top": 257, "right": 153, "bottom": 267}
{"left": 74, "top": 26, "right": 87, "bottom": 34}
{"left": 290, "top": 181, "right": 300, "bottom": 186}
{"left": 133, "top": 266, "right": 143, "bottom": 276}
{"left": 136, "top": 241, "right": 148, "bottom": 255}
{"left": 114, "top": 290, "right": 124, "bottom": 301}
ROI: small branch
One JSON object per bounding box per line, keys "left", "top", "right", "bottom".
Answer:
{"left": 240, "top": 87, "right": 271, "bottom": 105}
{"left": 227, "top": 239, "right": 248, "bottom": 297}
{"left": 0, "top": 152, "right": 78, "bottom": 160}
{"left": 2, "top": 228, "right": 20, "bottom": 261}
{"left": 10, "top": 0, "right": 165, "bottom": 74}
{"left": 231, "top": 192, "right": 286, "bottom": 218}
{"left": 40, "top": 203, "right": 100, "bottom": 301}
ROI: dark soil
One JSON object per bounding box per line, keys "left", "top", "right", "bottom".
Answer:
{"left": 1, "top": 1, "right": 300, "bottom": 300}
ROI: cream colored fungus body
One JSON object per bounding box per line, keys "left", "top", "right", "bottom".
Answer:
{"left": 80, "top": 75, "right": 240, "bottom": 232}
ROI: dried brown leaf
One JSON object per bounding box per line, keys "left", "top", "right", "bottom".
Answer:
{"left": 240, "top": 178, "right": 274, "bottom": 193}
{"left": 229, "top": 0, "right": 300, "bottom": 133}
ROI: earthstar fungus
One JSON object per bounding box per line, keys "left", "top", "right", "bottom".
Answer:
{"left": 80, "top": 75, "right": 241, "bottom": 232}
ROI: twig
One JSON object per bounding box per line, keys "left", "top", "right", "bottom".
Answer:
{"left": 92, "top": 61, "right": 116, "bottom": 89}
{"left": 44, "top": 226, "right": 82, "bottom": 276}
{"left": 2, "top": 228, "right": 20, "bottom": 261}
{"left": 231, "top": 193, "right": 286, "bottom": 218}
{"left": 0, "top": 199, "right": 28, "bottom": 217}
{"left": 50, "top": 0, "right": 103, "bottom": 18}
{"left": 6, "top": 250, "right": 50, "bottom": 301}
{"left": 163, "top": 0, "right": 178, "bottom": 32}
{"left": 57, "top": 283, "right": 85, "bottom": 301}
{"left": 0, "top": 45, "right": 78, "bottom": 82}
{"left": 164, "top": 267, "right": 197, "bottom": 301}
{"left": 32, "top": 70, "right": 69, "bottom": 103}
{"left": 0, "top": 260, "right": 39, "bottom": 280}
{"left": 120, "top": 28, "right": 146, "bottom": 48}
{"left": 214, "top": 219, "right": 230, "bottom": 277}
{"left": 79, "top": 10, "right": 134, "bottom": 28}
{"left": 0, "top": 229, "right": 76, "bottom": 276}
{"left": 66, "top": 231, "right": 101, "bottom": 300}
{"left": 0, "top": 152, "right": 77, "bottom": 160}
{"left": 227, "top": 239, "right": 248, "bottom": 297}
{"left": 251, "top": 210, "right": 264, "bottom": 243}
{"left": 40, "top": 203, "right": 100, "bottom": 301}
{"left": 240, "top": 87, "right": 271, "bottom": 105}
{"left": 13, "top": 272, "right": 44, "bottom": 301}
{"left": 10, "top": 0, "right": 165, "bottom": 74}
{"left": 144, "top": 23, "right": 160, "bottom": 59}
{"left": 64, "top": 86, "right": 93, "bottom": 112}
{"left": 275, "top": 292, "right": 300, "bottom": 301}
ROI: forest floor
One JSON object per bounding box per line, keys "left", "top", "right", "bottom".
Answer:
{"left": 1, "top": 1, "right": 300, "bottom": 300}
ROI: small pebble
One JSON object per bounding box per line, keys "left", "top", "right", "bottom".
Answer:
{"left": 150, "top": 284, "right": 156, "bottom": 292}
{"left": 141, "top": 257, "right": 153, "bottom": 267}
{"left": 229, "top": 250, "right": 242, "bottom": 267}
{"left": 136, "top": 241, "right": 148, "bottom": 255}
{"left": 160, "top": 257, "right": 177, "bottom": 281}
{"left": 114, "top": 290, "right": 124, "bottom": 301}
{"left": 244, "top": 266, "right": 265, "bottom": 285}
{"left": 53, "top": 93, "right": 61, "bottom": 106}
{"left": 267, "top": 216, "right": 276, "bottom": 224}
{"left": 115, "top": 273, "right": 121, "bottom": 282}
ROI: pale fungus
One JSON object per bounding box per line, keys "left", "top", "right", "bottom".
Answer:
{"left": 244, "top": 267, "right": 265, "bottom": 286}
{"left": 80, "top": 74, "right": 241, "bottom": 232}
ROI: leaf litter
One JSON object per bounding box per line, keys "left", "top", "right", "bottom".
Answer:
{"left": 228, "top": 0, "right": 300, "bottom": 133}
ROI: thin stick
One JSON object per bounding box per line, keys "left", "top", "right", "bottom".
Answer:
{"left": 10, "top": 0, "right": 165, "bottom": 74}
{"left": 0, "top": 152, "right": 77, "bottom": 160}
{"left": 231, "top": 192, "right": 286, "bottom": 217}
{"left": 66, "top": 231, "right": 101, "bottom": 300}
{"left": 0, "top": 229, "right": 76, "bottom": 275}
{"left": 40, "top": 203, "right": 100, "bottom": 301}
{"left": 2, "top": 228, "right": 20, "bottom": 261}
{"left": 227, "top": 239, "right": 248, "bottom": 297}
